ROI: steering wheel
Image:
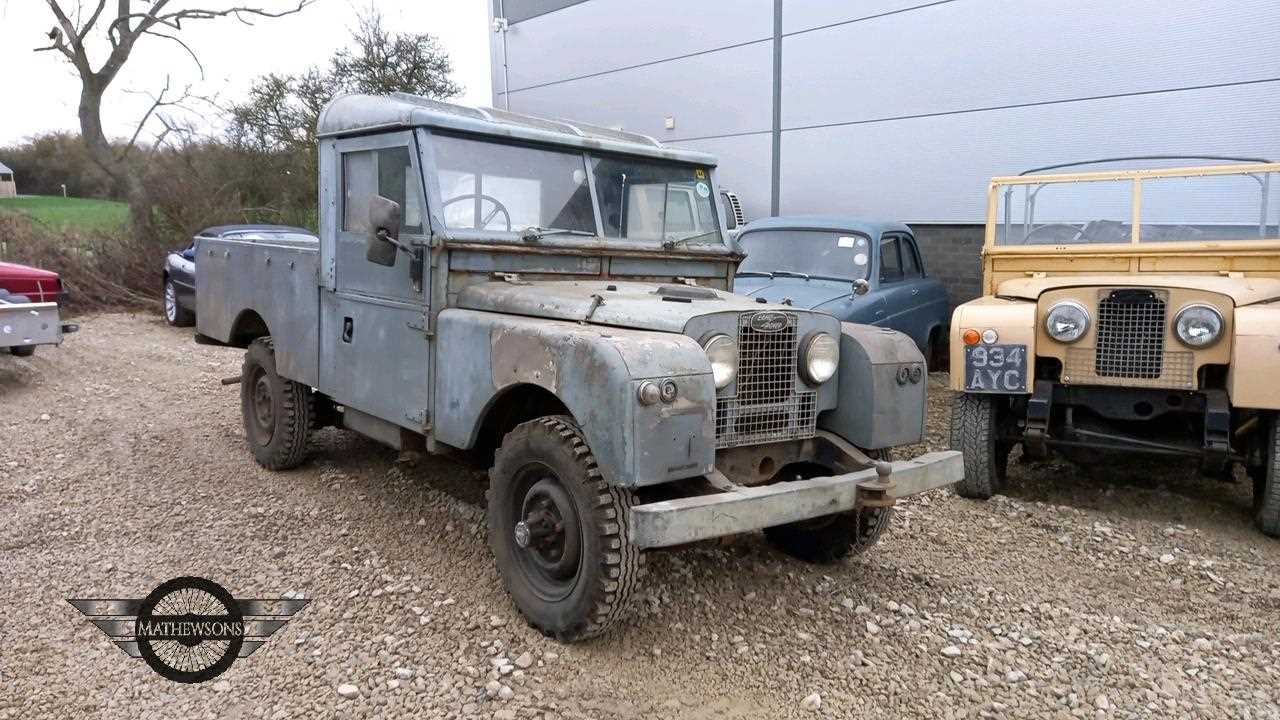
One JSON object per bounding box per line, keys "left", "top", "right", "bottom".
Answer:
{"left": 442, "top": 194, "right": 512, "bottom": 231}
{"left": 1023, "top": 223, "right": 1084, "bottom": 244}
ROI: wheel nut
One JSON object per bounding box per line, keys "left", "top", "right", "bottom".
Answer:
{"left": 514, "top": 521, "right": 531, "bottom": 548}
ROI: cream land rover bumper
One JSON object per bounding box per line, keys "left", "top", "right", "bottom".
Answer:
{"left": 628, "top": 449, "right": 963, "bottom": 549}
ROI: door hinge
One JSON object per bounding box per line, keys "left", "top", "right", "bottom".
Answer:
{"left": 407, "top": 318, "right": 433, "bottom": 337}
{"left": 405, "top": 408, "right": 429, "bottom": 426}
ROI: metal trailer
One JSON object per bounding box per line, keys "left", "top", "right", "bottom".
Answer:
{"left": 0, "top": 295, "right": 76, "bottom": 355}
{"left": 197, "top": 93, "right": 962, "bottom": 641}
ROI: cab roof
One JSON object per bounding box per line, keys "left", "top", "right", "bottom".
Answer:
{"left": 317, "top": 93, "right": 718, "bottom": 166}
{"left": 737, "top": 216, "right": 912, "bottom": 239}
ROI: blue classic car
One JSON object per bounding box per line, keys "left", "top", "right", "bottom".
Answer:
{"left": 733, "top": 217, "right": 950, "bottom": 366}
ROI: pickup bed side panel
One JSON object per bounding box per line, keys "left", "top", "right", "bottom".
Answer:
{"left": 434, "top": 309, "right": 716, "bottom": 488}
{"left": 195, "top": 237, "right": 320, "bottom": 386}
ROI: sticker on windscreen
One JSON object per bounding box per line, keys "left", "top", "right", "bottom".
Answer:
{"left": 854, "top": 252, "right": 868, "bottom": 266}
{"left": 695, "top": 168, "right": 706, "bottom": 179}
{"left": 695, "top": 182, "right": 710, "bottom": 198}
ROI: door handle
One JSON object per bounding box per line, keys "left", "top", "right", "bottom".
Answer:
{"left": 911, "top": 288, "right": 920, "bottom": 296}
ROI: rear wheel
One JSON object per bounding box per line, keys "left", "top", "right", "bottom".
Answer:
{"left": 164, "top": 278, "right": 194, "bottom": 327}
{"left": 950, "top": 393, "right": 1011, "bottom": 499}
{"left": 240, "top": 337, "right": 312, "bottom": 470}
{"left": 1251, "top": 414, "right": 1280, "bottom": 537}
{"left": 488, "top": 416, "right": 643, "bottom": 642}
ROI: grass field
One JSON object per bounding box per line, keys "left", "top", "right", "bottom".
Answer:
{"left": 0, "top": 195, "right": 128, "bottom": 232}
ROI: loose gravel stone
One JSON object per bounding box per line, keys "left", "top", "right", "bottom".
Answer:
{"left": 3, "top": 315, "right": 1278, "bottom": 719}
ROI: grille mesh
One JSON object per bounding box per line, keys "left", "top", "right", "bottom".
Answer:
{"left": 1059, "top": 289, "right": 1196, "bottom": 390}
{"left": 1094, "top": 291, "right": 1166, "bottom": 379}
{"left": 713, "top": 312, "right": 817, "bottom": 449}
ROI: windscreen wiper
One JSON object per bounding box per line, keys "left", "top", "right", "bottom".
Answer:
{"left": 662, "top": 230, "right": 721, "bottom": 250}
{"left": 520, "top": 226, "right": 595, "bottom": 242}
{"left": 735, "top": 271, "right": 775, "bottom": 278}
{"left": 772, "top": 270, "right": 811, "bottom": 280}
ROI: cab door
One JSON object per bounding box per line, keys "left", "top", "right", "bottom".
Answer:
{"left": 319, "top": 131, "right": 433, "bottom": 430}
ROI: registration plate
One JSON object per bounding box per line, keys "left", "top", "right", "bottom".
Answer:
{"left": 964, "top": 344, "right": 1027, "bottom": 393}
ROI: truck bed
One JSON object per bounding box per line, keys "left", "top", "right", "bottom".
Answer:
{"left": 194, "top": 225, "right": 321, "bottom": 387}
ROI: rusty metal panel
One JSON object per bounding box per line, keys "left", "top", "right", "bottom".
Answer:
{"left": 195, "top": 235, "right": 320, "bottom": 387}
{"left": 433, "top": 309, "right": 716, "bottom": 487}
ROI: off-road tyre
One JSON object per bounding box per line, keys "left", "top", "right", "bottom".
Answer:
{"left": 950, "top": 393, "right": 1011, "bottom": 499}
{"left": 240, "top": 337, "right": 313, "bottom": 470}
{"left": 764, "top": 506, "right": 894, "bottom": 563}
{"left": 163, "top": 277, "right": 194, "bottom": 327}
{"left": 1252, "top": 414, "right": 1280, "bottom": 537}
{"left": 488, "top": 416, "right": 643, "bottom": 642}
{"left": 10, "top": 345, "right": 35, "bottom": 357}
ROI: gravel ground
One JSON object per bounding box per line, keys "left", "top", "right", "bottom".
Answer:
{"left": 2, "top": 313, "right": 1278, "bottom": 720}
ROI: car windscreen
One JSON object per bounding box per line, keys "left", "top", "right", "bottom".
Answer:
{"left": 737, "top": 229, "right": 871, "bottom": 281}
{"left": 591, "top": 156, "right": 723, "bottom": 246}
{"left": 432, "top": 134, "right": 596, "bottom": 234}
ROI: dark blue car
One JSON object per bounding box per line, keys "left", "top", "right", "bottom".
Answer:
{"left": 733, "top": 217, "right": 950, "bottom": 366}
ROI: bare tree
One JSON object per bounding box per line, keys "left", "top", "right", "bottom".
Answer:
{"left": 36, "top": 0, "right": 309, "bottom": 229}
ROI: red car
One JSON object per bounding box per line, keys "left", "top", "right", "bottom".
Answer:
{"left": 0, "top": 260, "right": 65, "bottom": 304}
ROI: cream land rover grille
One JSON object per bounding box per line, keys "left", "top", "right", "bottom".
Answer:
{"left": 1062, "top": 289, "right": 1195, "bottom": 389}
{"left": 714, "top": 311, "right": 818, "bottom": 449}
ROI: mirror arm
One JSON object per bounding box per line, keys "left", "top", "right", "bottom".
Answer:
{"left": 376, "top": 228, "right": 415, "bottom": 254}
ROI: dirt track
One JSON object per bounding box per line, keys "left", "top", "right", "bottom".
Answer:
{"left": 1, "top": 313, "right": 1278, "bottom": 719}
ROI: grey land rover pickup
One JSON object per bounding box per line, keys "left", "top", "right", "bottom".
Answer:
{"left": 196, "top": 92, "right": 961, "bottom": 640}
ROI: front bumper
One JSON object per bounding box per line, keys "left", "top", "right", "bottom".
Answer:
{"left": 0, "top": 301, "right": 66, "bottom": 349}
{"left": 628, "top": 448, "right": 962, "bottom": 548}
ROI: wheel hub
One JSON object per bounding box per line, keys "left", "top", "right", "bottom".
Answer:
{"left": 251, "top": 371, "right": 274, "bottom": 438}
{"left": 512, "top": 475, "right": 581, "bottom": 596}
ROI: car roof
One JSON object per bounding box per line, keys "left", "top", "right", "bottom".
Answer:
{"left": 736, "top": 216, "right": 912, "bottom": 239}
{"left": 317, "top": 93, "right": 718, "bottom": 166}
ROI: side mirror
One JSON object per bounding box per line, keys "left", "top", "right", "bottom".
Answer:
{"left": 366, "top": 195, "right": 402, "bottom": 267}
{"left": 853, "top": 279, "right": 870, "bottom": 296}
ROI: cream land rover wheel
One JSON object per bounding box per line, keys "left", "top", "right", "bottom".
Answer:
{"left": 1252, "top": 414, "right": 1280, "bottom": 537}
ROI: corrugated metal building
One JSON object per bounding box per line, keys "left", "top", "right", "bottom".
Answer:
{"left": 487, "top": 0, "right": 1280, "bottom": 304}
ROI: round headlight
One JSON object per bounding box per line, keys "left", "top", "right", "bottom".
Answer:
{"left": 702, "top": 334, "right": 738, "bottom": 389}
{"left": 1044, "top": 301, "right": 1090, "bottom": 343}
{"left": 1174, "top": 304, "right": 1224, "bottom": 348}
{"left": 800, "top": 332, "right": 840, "bottom": 385}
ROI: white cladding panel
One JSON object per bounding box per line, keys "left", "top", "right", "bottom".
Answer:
{"left": 493, "top": 0, "right": 1280, "bottom": 223}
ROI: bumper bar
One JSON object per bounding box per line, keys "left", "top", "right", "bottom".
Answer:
{"left": 0, "top": 301, "right": 64, "bottom": 349}
{"left": 628, "top": 450, "right": 962, "bottom": 548}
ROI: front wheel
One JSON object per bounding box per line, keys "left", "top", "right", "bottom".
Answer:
{"left": 10, "top": 345, "right": 35, "bottom": 357}
{"left": 950, "top": 393, "right": 1012, "bottom": 499}
{"left": 1252, "top": 414, "right": 1280, "bottom": 537}
{"left": 240, "top": 337, "right": 313, "bottom": 470}
{"left": 488, "top": 416, "right": 643, "bottom": 642}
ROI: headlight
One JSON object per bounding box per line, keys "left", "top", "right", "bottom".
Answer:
{"left": 1044, "top": 301, "right": 1090, "bottom": 343}
{"left": 1174, "top": 304, "right": 1224, "bottom": 348}
{"left": 800, "top": 332, "right": 839, "bottom": 385}
{"left": 703, "top": 334, "right": 738, "bottom": 389}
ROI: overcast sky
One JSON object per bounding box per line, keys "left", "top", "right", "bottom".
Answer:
{"left": 0, "top": 0, "right": 494, "bottom": 146}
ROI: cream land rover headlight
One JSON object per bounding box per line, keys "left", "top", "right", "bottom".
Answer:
{"left": 702, "top": 334, "right": 738, "bottom": 389}
{"left": 800, "top": 332, "right": 839, "bottom": 385}
{"left": 1044, "top": 301, "right": 1090, "bottom": 343}
{"left": 1174, "top": 304, "right": 1224, "bottom": 348}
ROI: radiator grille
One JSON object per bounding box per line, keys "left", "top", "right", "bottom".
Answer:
{"left": 1059, "top": 289, "right": 1195, "bottom": 390}
{"left": 714, "top": 312, "right": 817, "bottom": 448}
{"left": 1094, "top": 290, "right": 1167, "bottom": 379}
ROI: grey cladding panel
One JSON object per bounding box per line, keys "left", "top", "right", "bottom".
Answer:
{"left": 507, "top": 40, "right": 773, "bottom": 142}
{"left": 780, "top": 82, "right": 1280, "bottom": 222}
{"left": 502, "top": 0, "right": 773, "bottom": 91}
{"left": 782, "top": 0, "right": 1280, "bottom": 129}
